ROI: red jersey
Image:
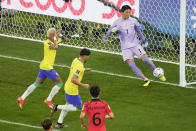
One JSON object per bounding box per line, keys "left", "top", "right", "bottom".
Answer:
{"left": 82, "top": 99, "right": 112, "bottom": 131}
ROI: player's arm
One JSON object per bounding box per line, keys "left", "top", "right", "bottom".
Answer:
{"left": 134, "top": 20, "right": 145, "bottom": 42}
{"left": 57, "top": 29, "right": 66, "bottom": 43}
{"left": 105, "top": 112, "right": 114, "bottom": 120}
{"left": 71, "top": 75, "right": 89, "bottom": 89}
{"left": 105, "top": 103, "right": 114, "bottom": 120}
{"left": 106, "top": 24, "right": 118, "bottom": 36}
{"left": 85, "top": 68, "right": 92, "bottom": 72}
{"left": 80, "top": 112, "right": 86, "bottom": 129}
{"left": 103, "top": 21, "right": 118, "bottom": 43}
{"left": 50, "top": 34, "right": 58, "bottom": 50}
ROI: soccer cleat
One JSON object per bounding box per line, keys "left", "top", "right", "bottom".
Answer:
{"left": 159, "top": 75, "right": 166, "bottom": 82}
{"left": 17, "top": 97, "right": 24, "bottom": 109}
{"left": 55, "top": 122, "right": 68, "bottom": 128}
{"left": 44, "top": 100, "right": 53, "bottom": 108}
{"left": 143, "top": 80, "right": 151, "bottom": 87}
{"left": 50, "top": 104, "right": 58, "bottom": 117}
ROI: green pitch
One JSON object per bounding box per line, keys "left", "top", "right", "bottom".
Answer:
{"left": 0, "top": 36, "right": 196, "bottom": 131}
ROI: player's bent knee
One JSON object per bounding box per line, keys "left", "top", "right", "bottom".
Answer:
{"left": 54, "top": 77, "right": 62, "bottom": 84}
{"left": 126, "top": 59, "right": 133, "bottom": 63}
{"left": 140, "top": 54, "right": 147, "bottom": 59}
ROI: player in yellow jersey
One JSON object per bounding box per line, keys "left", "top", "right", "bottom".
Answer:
{"left": 50, "top": 48, "right": 91, "bottom": 128}
{"left": 17, "top": 28, "right": 66, "bottom": 109}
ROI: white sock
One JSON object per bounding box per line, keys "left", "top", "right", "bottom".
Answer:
{"left": 21, "top": 84, "right": 37, "bottom": 100}
{"left": 57, "top": 104, "right": 77, "bottom": 111}
{"left": 57, "top": 110, "right": 68, "bottom": 124}
{"left": 46, "top": 85, "right": 61, "bottom": 101}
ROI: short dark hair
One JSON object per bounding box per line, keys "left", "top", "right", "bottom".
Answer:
{"left": 80, "top": 48, "right": 91, "bottom": 56}
{"left": 90, "top": 86, "right": 100, "bottom": 97}
{"left": 120, "top": 5, "right": 131, "bottom": 12}
{"left": 41, "top": 118, "right": 52, "bottom": 130}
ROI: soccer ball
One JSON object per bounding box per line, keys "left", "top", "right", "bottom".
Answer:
{"left": 153, "top": 68, "right": 164, "bottom": 78}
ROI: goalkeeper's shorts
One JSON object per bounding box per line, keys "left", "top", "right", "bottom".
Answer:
{"left": 122, "top": 44, "right": 146, "bottom": 61}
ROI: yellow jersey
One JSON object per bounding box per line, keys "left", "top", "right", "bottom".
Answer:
{"left": 65, "top": 58, "right": 85, "bottom": 95}
{"left": 40, "top": 38, "right": 62, "bottom": 70}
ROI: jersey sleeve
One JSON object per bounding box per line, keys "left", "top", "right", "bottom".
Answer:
{"left": 105, "top": 103, "right": 112, "bottom": 114}
{"left": 44, "top": 41, "right": 53, "bottom": 49}
{"left": 134, "top": 19, "right": 140, "bottom": 26}
{"left": 134, "top": 19, "right": 145, "bottom": 42}
{"left": 57, "top": 38, "right": 62, "bottom": 44}
{"left": 106, "top": 20, "right": 118, "bottom": 36}
{"left": 82, "top": 102, "right": 88, "bottom": 114}
{"left": 73, "top": 64, "right": 83, "bottom": 78}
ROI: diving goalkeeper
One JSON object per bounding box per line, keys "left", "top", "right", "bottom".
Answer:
{"left": 105, "top": 5, "right": 166, "bottom": 86}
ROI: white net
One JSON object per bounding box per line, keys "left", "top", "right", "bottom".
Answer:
{"left": 0, "top": 0, "right": 195, "bottom": 85}
{"left": 185, "top": 1, "right": 196, "bottom": 85}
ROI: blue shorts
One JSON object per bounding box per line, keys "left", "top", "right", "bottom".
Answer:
{"left": 37, "top": 69, "right": 59, "bottom": 80}
{"left": 65, "top": 94, "right": 82, "bottom": 107}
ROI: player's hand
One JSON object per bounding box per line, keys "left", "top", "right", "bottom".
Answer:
{"left": 105, "top": 115, "right": 112, "bottom": 120}
{"left": 83, "top": 84, "right": 90, "bottom": 89}
{"left": 85, "top": 68, "right": 92, "bottom": 72}
{"left": 81, "top": 123, "right": 86, "bottom": 129}
{"left": 111, "top": 26, "right": 118, "bottom": 33}
{"left": 142, "top": 40, "right": 148, "bottom": 48}
{"left": 102, "top": 36, "right": 107, "bottom": 43}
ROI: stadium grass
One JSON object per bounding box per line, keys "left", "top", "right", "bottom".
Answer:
{"left": 0, "top": 36, "right": 196, "bottom": 131}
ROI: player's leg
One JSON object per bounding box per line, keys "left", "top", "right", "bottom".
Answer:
{"left": 126, "top": 59, "right": 150, "bottom": 86}
{"left": 17, "top": 69, "right": 46, "bottom": 109}
{"left": 123, "top": 48, "right": 149, "bottom": 85}
{"left": 44, "top": 69, "right": 63, "bottom": 108}
{"left": 135, "top": 45, "right": 166, "bottom": 82}
{"left": 141, "top": 54, "right": 156, "bottom": 70}
{"left": 51, "top": 94, "right": 81, "bottom": 128}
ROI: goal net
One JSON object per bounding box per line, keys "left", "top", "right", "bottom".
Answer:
{"left": 0, "top": 0, "right": 195, "bottom": 86}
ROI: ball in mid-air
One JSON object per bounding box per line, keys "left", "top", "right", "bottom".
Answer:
{"left": 153, "top": 68, "right": 164, "bottom": 78}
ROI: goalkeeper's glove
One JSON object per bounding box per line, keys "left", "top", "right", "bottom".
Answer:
{"left": 111, "top": 26, "right": 118, "bottom": 33}
{"left": 142, "top": 40, "right": 148, "bottom": 47}
{"left": 102, "top": 36, "right": 107, "bottom": 43}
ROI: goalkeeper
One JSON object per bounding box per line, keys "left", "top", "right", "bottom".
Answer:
{"left": 104, "top": 5, "right": 166, "bottom": 86}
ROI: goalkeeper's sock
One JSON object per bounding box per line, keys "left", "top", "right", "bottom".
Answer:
{"left": 57, "top": 104, "right": 77, "bottom": 111}
{"left": 46, "top": 83, "right": 63, "bottom": 101}
{"left": 57, "top": 110, "right": 68, "bottom": 124}
{"left": 142, "top": 56, "right": 156, "bottom": 70}
{"left": 21, "top": 82, "right": 40, "bottom": 100}
{"left": 128, "top": 61, "right": 148, "bottom": 81}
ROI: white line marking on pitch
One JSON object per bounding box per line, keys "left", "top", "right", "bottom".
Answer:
{"left": 0, "top": 119, "right": 60, "bottom": 131}
{"left": 0, "top": 54, "right": 195, "bottom": 89}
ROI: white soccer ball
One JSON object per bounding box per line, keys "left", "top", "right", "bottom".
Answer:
{"left": 153, "top": 68, "right": 164, "bottom": 78}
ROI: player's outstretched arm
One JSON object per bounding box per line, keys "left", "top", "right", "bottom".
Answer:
{"left": 80, "top": 112, "right": 86, "bottom": 129}
{"left": 71, "top": 75, "right": 90, "bottom": 89}
{"left": 134, "top": 25, "right": 145, "bottom": 42}
{"left": 85, "top": 68, "right": 92, "bottom": 72}
{"left": 134, "top": 25, "right": 149, "bottom": 47}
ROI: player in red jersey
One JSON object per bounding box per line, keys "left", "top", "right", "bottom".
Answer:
{"left": 80, "top": 86, "right": 114, "bottom": 131}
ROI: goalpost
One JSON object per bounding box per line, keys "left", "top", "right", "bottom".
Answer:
{"left": 0, "top": 0, "right": 195, "bottom": 87}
